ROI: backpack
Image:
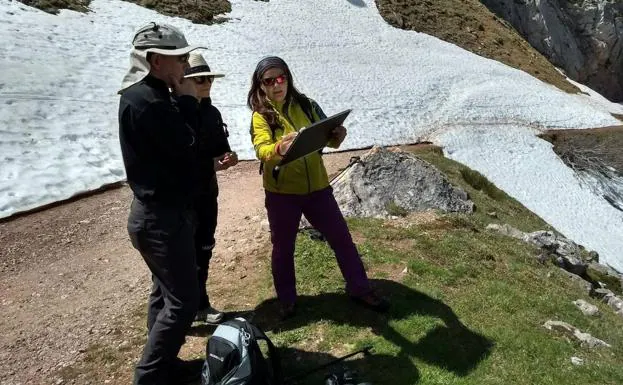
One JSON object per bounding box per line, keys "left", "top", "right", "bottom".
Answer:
{"left": 201, "top": 318, "right": 281, "bottom": 385}
{"left": 250, "top": 96, "right": 327, "bottom": 175}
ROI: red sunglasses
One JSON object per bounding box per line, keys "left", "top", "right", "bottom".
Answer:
{"left": 261, "top": 74, "right": 287, "bottom": 87}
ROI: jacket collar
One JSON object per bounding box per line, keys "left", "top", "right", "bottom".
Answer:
{"left": 143, "top": 74, "right": 170, "bottom": 92}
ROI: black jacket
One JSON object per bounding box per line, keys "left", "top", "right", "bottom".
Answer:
{"left": 118, "top": 75, "right": 201, "bottom": 206}
{"left": 196, "top": 97, "right": 231, "bottom": 192}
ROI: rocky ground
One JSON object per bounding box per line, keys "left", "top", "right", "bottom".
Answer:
{"left": 0, "top": 149, "right": 373, "bottom": 385}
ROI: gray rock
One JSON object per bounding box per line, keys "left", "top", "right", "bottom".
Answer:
{"left": 543, "top": 320, "right": 611, "bottom": 348}
{"left": 591, "top": 288, "right": 623, "bottom": 318}
{"left": 554, "top": 255, "right": 587, "bottom": 276}
{"left": 331, "top": 147, "right": 474, "bottom": 218}
{"left": 523, "top": 231, "right": 581, "bottom": 258}
{"left": 488, "top": 225, "right": 595, "bottom": 277}
{"left": 587, "top": 251, "right": 599, "bottom": 263}
{"left": 586, "top": 262, "right": 623, "bottom": 294}
{"left": 570, "top": 356, "right": 584, "bottom": 366}
{"left": 565, "top": 272, "right": 593, "bottom": 294}
{"left": 524, "top": 231, "right": 588, "bottom": 275}
{"left": 572, "top": 299, "right": 600, "bottom": 316}
{"left": 592, "top": 287, "right": 614, "bottom": 300}
{"left": 602, "top": 291, "right": 623, "bottom": 315}
{"left": 486, "top": 223, "right": 525, "bottom": 239}
{"left": 481, "top": 0, "right": 623, "bottom": 101}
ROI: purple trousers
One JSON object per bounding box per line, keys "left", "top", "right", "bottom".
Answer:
{"left": 265, "top": 187, "right": 371, "bottom": 305}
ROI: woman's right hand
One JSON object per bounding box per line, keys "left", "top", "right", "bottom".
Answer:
{"left": 277, "top": 132, "right": 298, "bottom": 156}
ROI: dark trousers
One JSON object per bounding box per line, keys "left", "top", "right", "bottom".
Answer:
{"left": 194, "top": 178, "right": 219, "bottom": 310}
{"left": 265, "top": 187, "right": 371, "bottom": 305}
{"left": 128, "top": 199, "right": 199, "bottom": 385}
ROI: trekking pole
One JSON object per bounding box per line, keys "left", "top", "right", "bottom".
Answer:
{"left": 283, "top": 346, "right": 373, "bottom": 384}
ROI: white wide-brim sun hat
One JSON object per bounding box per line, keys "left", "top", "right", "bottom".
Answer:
{"left": 184, "top": 53, "right": 225, "bottom": 79}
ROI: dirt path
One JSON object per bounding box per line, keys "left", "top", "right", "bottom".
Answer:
{"left": 0, "top": 150, "right": 369, "bottom": 385}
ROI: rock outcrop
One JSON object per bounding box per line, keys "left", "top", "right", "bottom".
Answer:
{"left": 480, "top": 0, "right": 623, "bottom": 101}
{"left": 330, "top": 147, "right": 474, "bottom": 218}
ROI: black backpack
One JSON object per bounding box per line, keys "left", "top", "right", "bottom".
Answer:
{"left": 202, "top": 318, "right": 281, "bottom": 385}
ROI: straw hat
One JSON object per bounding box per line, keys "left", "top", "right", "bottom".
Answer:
{"left": 184, "top": 53, "right": 225, "bottom": 79}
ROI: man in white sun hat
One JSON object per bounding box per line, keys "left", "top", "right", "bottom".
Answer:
{"left": 183, "top": 53, "right": 238, "bottom": 325}
{"left": 118, "top": 22, "right": 206, "bottom": 385}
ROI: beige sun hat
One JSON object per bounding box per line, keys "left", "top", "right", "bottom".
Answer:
{"left": 184, "top": 53, "right": 225, "bottom": 79}
{"left": 119, "top": 22, "right": 205, "bottom": 94}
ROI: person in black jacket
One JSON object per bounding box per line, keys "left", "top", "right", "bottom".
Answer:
{"left": 183, "top": 53, "right": 238, "bottom": 324}
{"left": 118, "top": 23, "right": 205, "bottom": 385}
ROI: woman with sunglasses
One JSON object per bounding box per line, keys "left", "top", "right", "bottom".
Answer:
{"left": 248, "top": 56, "right": 389, "bottom": 318}
{"left": 184, "top": 53, "right": 238, "bottom": 324}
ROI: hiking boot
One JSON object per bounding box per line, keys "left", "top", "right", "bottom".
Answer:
{"left": 169, "top": 358, "right": 203, "bottom": 385}
{"left": 194, "top": 306, "right": 225, "bottom": 324}
{"left": 350, "top": 291, "right": 390, "bottom": 313}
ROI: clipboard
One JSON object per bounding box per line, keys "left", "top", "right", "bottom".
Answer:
{"left": 277, "top": 109, "right": 352, "bottom": 168}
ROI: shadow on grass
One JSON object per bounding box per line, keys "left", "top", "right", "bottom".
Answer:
{"left": 278, "top": 346, "right": 418, "bottom": 385}
{"left": 254, "top": 279, "right": 494, "bottom": 378}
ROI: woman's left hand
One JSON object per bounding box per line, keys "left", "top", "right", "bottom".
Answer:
{"left": 221, "top": 152, "right": 238, "bottom": 168}
{"left": 331, "top": 125, "right": 347, "bottom": 146}
{"left": 214, "top": 151, "right": 238, "bottom": 171}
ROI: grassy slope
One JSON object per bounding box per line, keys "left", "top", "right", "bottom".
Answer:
{"left": 374, "top": 0, "right": 579, "bottom": 95}
{"left": 540, "top": 127, "right": 623, "bottom": 174}
{"left": 18, "top": 0, "right": 90, "bottom": 14}
{"left": 57, "top": 147, "right": 623, "bottom": 384}
{"left": 258, "top": 146, "right": 623, "bottom": 385}
{"left": 18, "top": 0, "right": 231, "bottom": 24}
{"left": 122, "top": 0, "right": 231, "bottom": 24}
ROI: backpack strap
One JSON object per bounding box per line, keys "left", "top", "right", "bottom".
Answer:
{"left": 252, "top": 97, "right": 327, "bottom": 177}
{"left": 247, "top": 322, "right": 282, "bottom": 385}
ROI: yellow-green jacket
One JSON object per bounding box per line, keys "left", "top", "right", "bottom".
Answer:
{"left": 251, "top": 100, "right": 339, "bottom": 194}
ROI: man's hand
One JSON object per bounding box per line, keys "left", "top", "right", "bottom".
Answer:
{"left": 331, "top": 125, "right": 347, "bottom": 147}
{"left": 277, "top": 132, "right": 298, "bottom": 156}
{"left": 170, "top": 75, "right": 197, "bottom": 98}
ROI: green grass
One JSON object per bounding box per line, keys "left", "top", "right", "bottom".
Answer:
{"left": 252, "top": 147, "right": 623, "bottom": 385}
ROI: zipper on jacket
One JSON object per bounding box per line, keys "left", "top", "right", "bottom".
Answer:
{"left": 277, "top": 106, "right": 311, "bottom": 194}
{"left": 282, "top": 106, "right": 312, "bottom": 193}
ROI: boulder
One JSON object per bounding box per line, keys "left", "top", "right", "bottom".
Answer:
{"left": 331, "top": 147, "right": 474, "bottom": 218}
{"left": 572, "top": 299, "right": 600, "bottom": 317}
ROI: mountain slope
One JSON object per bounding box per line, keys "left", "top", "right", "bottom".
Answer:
{"left": 375, "top": 0, "right": 579, "bottom": 94}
